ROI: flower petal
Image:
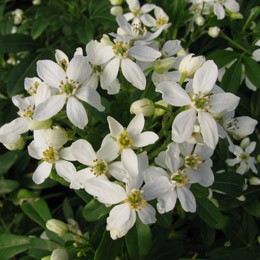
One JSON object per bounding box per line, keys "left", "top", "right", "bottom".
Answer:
{"left": 132, "top": 132, "right": 159, "bottom": 147}
{"left": 157, "top": 190, "right": 177, "bottom": 213}
{"left": 107, "top": 116, "right": 124, "bottom": 138}
{"left": 100, "top": 57, "right": 120, "bottom": 88}
{"left": 94, "top": 46, "right": 115, "bottom": 65}
{"left": 138, "top": 204, "right": 156, "bottom": 224}
{"left": 214, "top": 3, "right": 225, "bottom": 19}
{"left": 67, "top": 97, "right": 88, "bottom": 129}
{"left": 128, "top": 45, "right": 161, "bottom": 62}
{"left": 32, "top": 161, "right": 52, "bottom": 184}
{"left": 55, "top": 160, "right": 76, "bottom": 183}
{"left": 177, "top": 187, "right": 196, "bottom": 213}
{"left": 121, "top": 58, "right": 146, "bottom": 90}
{"left": 172, "top": 109, "right": 196, "bottom": 143}
{"left": 127, "top": 113, "right": 144, "bottom": 137}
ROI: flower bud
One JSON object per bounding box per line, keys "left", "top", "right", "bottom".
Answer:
{"left": 33, "top": 0, "right": 41, "bottom": 5}
{"left": 46, "top": 219, "right": 68, "bottom": 236}
{"left": 109, "top": 0, "right": 123, "bottom": 5}
{"left": 230, "top": 12, "right": 243, "bottom": 19}
{"left": 240, "top": 137, "right": 250, "bottom": 149}
{"left": 41, "top": 256, "right": 51, "bottom": 260}
{"left": 236, "top": 195, "right": 246, "bottom": 202}
{"left": 110, "top": 6, "right": 123, "bottom": 16}
{"left": 4, "top": 137, "right": 25, "bottom": 151}
{"left": 208, "top": 26, "right": 220, "bottom": 38}
{"left": 249, "top": 176, "right": 260, "bottom": 186}
{"left": 178, "top": 54, "right": 205, "bottom": 78}
{"left": 154, "top": 57, "right": 175, "bottom": 74}
{"left": 195, "top": 15, "right": 205, "bottom": 26}
{"left": 100, "top": 34, "right": 114, "bottom": 46}
{"left": 154, "top": 100, "right": 169, "bottom": 117}
{"left": 130, "top": 98, "right": 155, "bottom": 117}
{"left": 12, "top": 9, "right": 23, "bottom": 25}
{"left": 50, "top": 248, "right": 68, "bottom": 260}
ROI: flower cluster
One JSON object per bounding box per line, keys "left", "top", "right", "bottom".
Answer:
{"left": 0, "top": 0, "right": 258, "bottom": 242}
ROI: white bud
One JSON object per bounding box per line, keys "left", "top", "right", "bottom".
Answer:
{"left": 236, "top": 195, "right": 246, "bottom": 201}
{"left": 4, "top": 137, "right": 25, "bottom": 151}
{"left": 100, "top": 34, "right": 113, "bottom": 46}
{"left": 249, "top": 176, "right": 260, "bottom": 186}
{"left": 12, "top": 9, "right": 23, "bottom": 25}
{"left": 110, "top": 6, "right": 123, "bottom": 16}
{"left": 178, "top": 53, "right": 205, "bottom": 78}
{"left": 109, "top": 0, "right": 123, "bottom": 5}
{"left": 46, "top": 219, "right": 68, "bottom": 236}
{"left": 154, "top": 57, "right": 175, "bottom": 74}
{"left": 195, "top": 15, "right": 205, "bottom": 26}
{"left": 50, "top": 248, "right": 68, "bottom": 260}
{"left": 130, "top": 98, "right": 155, "bottom": 117}
{"left": 208, "top": 26, "right": 220, "bottom": 38}
{"left": 240, "top": 137, "right": 250, "bottom": 149}
{"left": 33, "top": 0, "right": 41, "bottom": 5}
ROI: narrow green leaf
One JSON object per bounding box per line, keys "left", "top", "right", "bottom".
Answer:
{"left": 0, "top": 151, "right": 18, "bottom": 176}
{"left": 0, "top": 179, "right": 20, "bottom": 195}
{"left": 243, "top": 56, "right": 260, "bottom": 89}
{"left": 221, "top": 59, "right": 242, "bottom": 93}
{"left": 94, "top": 231, "right": 123, "bottom": 260}
{"left": 243, "top": 199, "right": 260, "bottom": 217}
{"left": 125, "top": 217, "right": 152, "bottom": 259}
{"left": 156, "top": 211, "right": 172, "bottom": 228}
{"left": 0, "top": 34, "right": 39, "bottom": 53}
{"left": 76, "top": 19, "right": 94, "bottom": 44}
{"left": 211, "top": 172, "right": 244, "bottom": 197}
{"left": 21, "top": 198, "right": 52, "bottom": 228}
{"left": 200, "top": 221, "right": 216, "bottom": 247}
{"left": 82, "top": 198, "right": 111, "bottom": 222}
{"left": 62, "top": 197, "right": 74, "bottom": 219}
{"left": 31, "top": 19, "right": 49, "bottom": 40}
{"left": 207, "top": 50, "right": 239, "bottom": 68}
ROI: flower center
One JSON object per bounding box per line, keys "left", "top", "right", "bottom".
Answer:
{"left": 22, "top": 105, "right": 35, "bottom": 118}
{"left": 131, "top": 20, "right": 147, "bottom": 38}
{"left": 117, "top": 130, "right": 133, "bottom": 149}
{"left": 133, "top": 9, "right": 141, "bottom": 18}
{"left": 90, "top": 159, "right": 108, "bottom": 176}
{"left": 191, "top": 92, "right": 211, "bottom": 111}
{"left": 27, "top": 81, "right": 39, "bottom": 95}
{"left": 171, "top": 170, "right": 189, "bottom": 187}
{"left": 92, "top": 64, "right": 102, "bottom": 76}
{"left": 240, "top": 153, "right": 249, "bottom": 161}
{"left": 155, "top": 17, "right": 167, "bottom": 27}
{"left": 185, "top": 153, "right": 203, "bottom": 169}
{"left": 42, "top": 147, "right": 58, "bottom": 163}
{"left": 59, "top": 77, "right": 79, "bottom": 96}
{"left": 125, "top": 189, "right": 147, "bottom": 210}
{"left": 113, "top": 41, "right": 130, "bottom": 57}
{"left": 223, "top": 117, "right": 238, "bottom": 132}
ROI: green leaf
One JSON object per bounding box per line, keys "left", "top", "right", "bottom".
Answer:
{"left": 31, "top": 19, "right": 49, "bottom": 40}
{"left": 76, "top": 19, "right": 94, "bottom": 44}
{"left": 0, "top": 34, "right": 39, "bottom": 53}
{"left": 0, "top": 179, "right": 20, "bottom": 195}
{"left": 200, "top": 221, "right": 216, "bottom": 247}
{"left": 21, "top": 198, "right": 52, "bottom": 228}
{"left": 83, "top": 198, "right": 111, "bottom": 222}
{"left": 211, "top": 172, "right": 245, "bottom": 197}
{"left": 207, "top": 50, "right": 239, "bottom": 68}
{"left": 94, "top": 231, "right": 123, "bottom": 260}
{"left": 220, "top": 59, "right": 242, "bottom": 93}
{"left": 156, "top": 211, "right": 172, "bottom": 228}
{"left": 7, "top": 49, "right": 52, "bottom": 97}
{"left": 74, "top": 189, "right": 92, "bottom": 203}
{"left": 243, "top": 199, "right": 260, "bottom": 217}
{"left": 62, "top": 197, "right": 74, "bottom": 219}
{"left": 243, "top": 56, "right": 260, "bottom": 89}
{"left": 125, "top": 217, "right": 152, "bottom": 259}
{"left": 0, "top": 151, "right": 18, "bottom": 176}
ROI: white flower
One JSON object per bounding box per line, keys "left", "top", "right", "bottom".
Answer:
{"left": 93, "top": 35, "right": 161, "bottom": 90}
{"left": 212, "top": 0, "right": 240, "bottom": 20}
{"left": 141, "top": 6, "right": 171, "bottom": 31}
{"left": 124, "top": 0, "right": 155, "bottom": 22}
{"left": 157, "top": 60, "right": 240, "bottom": 149}
{"left": 85, "top": 149, "right": 158, "bottom": 239}
{"left": 104, "top": 113, "right": 159, "bottom": 154}
{"left": 28, "top": 128, "right": 70, "bottom": 184}
{"left": 12, "top": 9, "right": 23, "bottom": 25}
{"left": 34, "top": 55, "right": 104, "bottom": 129}
{"left": 226, "top": 138, "right": 258, "bottom": 174}
{"left": 208, "top": 26, "right": 220, "bottom": 38}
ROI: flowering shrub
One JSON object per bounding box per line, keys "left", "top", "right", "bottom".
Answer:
{"left": 0, "top": 0, "right": 259, "bottom": 259}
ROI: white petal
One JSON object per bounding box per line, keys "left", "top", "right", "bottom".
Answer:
{"left": 236, "top": 161, "right": 248, "bottom": 174}
{"left": 133, "top": 132, "right": 158, "bottom": 147}
{"left": 33, "top": 95, "right": 66, "bottom": 121}
{"left": 209, "top": 93, "right": 239, "bottom": 114}
{"left": 76, "top": 87, "right": 105, "bottom": 111}
{"left": 245, "top": 142, "right": 256, "bottom": 154}
{"left": 121, "top": 149, "right": 139, "bottom": 180}
{"left": 55, "top": 160, "right": 76, "bottom": 183}
{"left": 71, "top": 139, "right": 96, "bottom": 165}
{"left": 231, "top": 116, "right": 257, "bottom": 137}
{"left": 107, "top": 116, "right": 124, "bottom": 138}
{"left": 157, "top": 81, "right": 191, "bottom": 106}
{"left": 140, "top": 4, "right": 155, "bottom": 13}
{"left": 116, "top": 15, "right": 132, "bottom": 35}
{"left": 66, "top": 97, "right": 88, "bottom": 129}
{"left": 194, "top": 144, "right": 214, "bottom": 160}
{"left": 27, "top": 140, "right": 44, "bottom": 159}
{"left": 59, "top": 147, "right": 76, "bottom": 161}
{"left": 97, "top": 140, "right": 119, "bottom": 162}
{"left": 85, "top": 179, "right": 126, "bottom": 204}
{"left": 214, "top": 3, "right": 225, "bottom": 19}
{"left": 121, "top": 58, "right": 146, "bottom": 90}
{"left": 128, "top": 46, "right": 161, "bottom": 62}
{"left": 67, "top": 56, "right": 92, "bottom": 83}
{"left": 224, "top": 0, "right": 240, "bottom": 12}
{"left": 162, "top": 40, "right": 182, "bottom": 57}
{"left": 193, "top": 60, "right": 218, "bottom": 94}
{"left": 177, "top": 187, "right": 196, "bottom": 213}
{"left": 108, "top": 162, "right": 126, "bottom": 182}
{"left": 226, "top": 158, "right": 240, "bottom": 167}
{"left": 172, "top": 109, "right": 196, "bottom": 143}
{"left": 35, "top": 82, "right": 51, "bottom": 106}
{"left": 141, "top": 13, "right": 156, "bottom": 27}
{"left": 252, "top": 49, "right": 260, "bottom": 62}
{"left": 154, "top": 6, "right": 168, "bottom": 20}
{"left": 138, "top": 204, "right": 156, "bottom": 224}
{"left": 37, "top": 60, "right": 65, "bottom": 88}
{"left": 100, "top": 58, "right": 120, "bottom": 88}
{"left": 157, "top": 190, "right": 177, "bottom": 213}
{"left": 198, "top": 111, "right": 218, "bottom": 149}
{"left": 32, "top": 161, "right": 52, "bottom": 184}
{"left": 94, "top": 46, "right": 115, "bottom": 65}
{"left": 127, "top": 113, "right": 144, "bottom": 137}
